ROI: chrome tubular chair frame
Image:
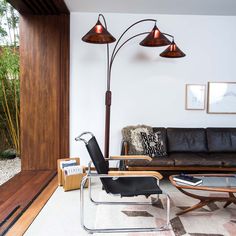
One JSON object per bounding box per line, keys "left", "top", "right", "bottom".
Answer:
{"left": 80, "top": 173, "right": 170, "bottom": 234}
{"left": 77, "top": 132, "right": 170, "bottom": 233}
{"left": 75, "top": 132, "right": 94, "bottom": 144}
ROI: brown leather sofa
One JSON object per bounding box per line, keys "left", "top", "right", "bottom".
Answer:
{"left": 121, "top": 127, "right": 236, "bottom": 171}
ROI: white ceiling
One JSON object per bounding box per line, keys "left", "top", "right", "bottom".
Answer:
{"left": 65, "top": 0, "right": 236, "bottom": 16}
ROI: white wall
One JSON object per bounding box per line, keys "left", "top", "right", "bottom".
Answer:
{"left": 70, "top": 12, "right": 236, "bottom": 165}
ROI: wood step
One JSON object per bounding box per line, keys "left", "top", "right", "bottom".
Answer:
{"left": 0, "top": 170, "right": 56, "bottom": 235}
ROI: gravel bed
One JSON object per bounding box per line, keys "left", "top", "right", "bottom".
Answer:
{"left": 0, "top": 157, "right": 21, "bottom": 186}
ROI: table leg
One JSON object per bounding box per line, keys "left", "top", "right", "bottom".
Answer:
{"left": 224, "top": 192, "right": 236, "bottom": 208}
{"left": 175, "top": 188, "right": 236, "bottom": 215}
{"left": 177, "top": 200, "right": 210, "bottom": 216}
{"left": 224, "top": 201, "right": 232, "bottom": 208}
{"left": 176, "top": 188, "right": 212, "bottom": 215}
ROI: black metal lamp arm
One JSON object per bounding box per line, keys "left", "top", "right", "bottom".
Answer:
{"left": 106, "top": 19, "right": 156, "bottom": 91}
{"left": 109, "top": 31, "right": 149, "bottom": 83}
{"left": 98, "top": 14, "right": 110, "bottom": 89}
{"left": 163, "top": 32, "right": 174, "bottom": 41}
{"left": 110, "top": 33, "right": 174, "bottom": 73}
{"left": 107, "top": 32, "right": 175, "bottom": 90}
{"left": 110, "top": 19, "right": 156, "bottom": 62}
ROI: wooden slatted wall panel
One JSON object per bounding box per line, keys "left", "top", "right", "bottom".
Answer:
{"left": 59, "top": 15, "right": 70, "bottom": 160}
{"left": 20, "top": 15, "right": 69, "bottom": 170}
{"left": 7, "top": 0, "right": 69, "bottom": 15}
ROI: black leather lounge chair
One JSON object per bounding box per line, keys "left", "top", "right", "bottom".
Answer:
{"left": 75, "top": 132, "right": 170, "bottom": 234}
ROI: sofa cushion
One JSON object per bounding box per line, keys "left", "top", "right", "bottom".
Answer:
{"left": 127, "top": 157, "right": 174, "bottom": 167}
{"left": 207, "top": 128, "right": 236, "bottom": 152}
{"left": 210, "top": 153, "right": 236, "bottom": 167}
{"left": 153, "top": 127, "right": 167, "bottom": 152}
{"left": 171, "top": 153, "right": 222, "bottom": 167}
{"left": 121, "top": 125, "right": 153, "bottom": 155}
{"left": 167, "top": 128, "right": 208, "bottom": 153}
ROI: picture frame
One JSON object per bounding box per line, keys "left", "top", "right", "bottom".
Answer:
{"left": 207, "top": 82, "right": 236, "bottom": 114}
{"left": 185, "top": 84, "right": 206, "bottom": 110}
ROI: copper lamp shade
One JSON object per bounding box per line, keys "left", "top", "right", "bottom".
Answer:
{"left": 82, "top": 20, "right": 116, "bottom": 44}
{"left": 140, "top": 25, "right": 171, "bottom": 47}
{"left": 160, "top": 41, "right": 186, "bottom": 58}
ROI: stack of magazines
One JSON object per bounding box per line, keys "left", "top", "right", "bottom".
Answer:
{"left": 60, "top": 160, "right": 83, "bottom": 176}
{"left": 173, "top": 174, "right": 202, "bottom": 186}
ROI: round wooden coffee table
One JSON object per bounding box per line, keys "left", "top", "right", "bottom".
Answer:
{"left": 169, "top": 174, "right": 236, "bottom": 215}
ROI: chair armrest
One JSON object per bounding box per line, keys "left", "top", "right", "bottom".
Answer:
{"left": 108, "top": 171, "right": 163, "bottom": 180}
{"left": 108, "top": 155, "right": 152, "bottom": 162}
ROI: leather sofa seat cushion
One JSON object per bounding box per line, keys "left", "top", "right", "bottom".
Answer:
{"left": 207, "top": 128, "right": 236, "bottom": 152}
{"left": 210, "top": 153, "right": 236, "bottom": 167}
{"left": 167, "top": 128, "right": 208, "bottom": 153}
{"left": 170, "top": 153, "right": 222, "bottom": 167}
{"left": 127, "top": 157, "right": 174, "bottom": 167}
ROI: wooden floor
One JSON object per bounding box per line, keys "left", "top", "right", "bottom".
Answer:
{"left": 0, "top": 170, "right": 56, "bottom": 235}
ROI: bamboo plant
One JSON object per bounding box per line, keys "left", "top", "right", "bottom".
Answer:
{"left": 0, "top": 0, "right": 19, "bottom": 156}
{"left": 0, "top": 48, "right": 20, "bottom": 155}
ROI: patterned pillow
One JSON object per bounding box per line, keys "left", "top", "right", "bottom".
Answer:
{"left": 141, "top": 131, "right": 167, "bottom": 157}
{"left": 122, "top": 125, "right": 153, "bottom": 154}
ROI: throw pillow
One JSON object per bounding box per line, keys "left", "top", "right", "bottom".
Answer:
{"left": 122, "top": 125, "right": 153, "bottom": 155}
{"left": 141, "top": 131, "right": 167, "bottom": 157}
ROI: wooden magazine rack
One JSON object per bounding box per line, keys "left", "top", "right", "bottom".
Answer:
{"left": 57, "top": 158, "right": 88, "bottom": 191}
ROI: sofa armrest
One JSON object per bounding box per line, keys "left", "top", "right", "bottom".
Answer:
{"left": 109, "top": 155, "right": 152, "bottom": 162}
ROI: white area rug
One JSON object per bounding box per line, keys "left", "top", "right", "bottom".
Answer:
{"left": 94, "top": 190, "right": 236, "bottom": 236}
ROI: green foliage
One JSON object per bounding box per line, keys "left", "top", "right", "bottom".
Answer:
{"left": 0, "top": 0, "right": 19, "bottom": 46}
{"left": 0, "top": 47, "right": 20, "bottom": 154}
{"left": 0, "top": 0, "right": 19, "bottom": 154}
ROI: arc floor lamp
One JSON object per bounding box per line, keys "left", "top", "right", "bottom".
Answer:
{"left": 82, "top": 14, "right": 186, "bottom": 159}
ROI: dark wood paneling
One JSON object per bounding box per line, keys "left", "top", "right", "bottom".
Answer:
{"left": 20, "top": 14, "right": 69, "bottom": 170}
{"left": 59, "top": 14, "right": 70, "bottom": 159}
{"left": 0, "top": 170, "right": 56, "bottom": 235}
{"left": 7, "top": 0, "right": 69, "bottom": 15}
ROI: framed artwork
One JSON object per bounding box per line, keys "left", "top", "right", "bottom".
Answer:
{"left": 207, "top": 82, "right": 236, "bottom": 114}
{"left": 185, "top": 84, "right": 206, "bottom": 110}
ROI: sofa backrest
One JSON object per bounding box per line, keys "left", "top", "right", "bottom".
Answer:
{"left": 122, "top": 126, "right": 236, "bottom": 154}
{"left": 207, "top": 128, "right": 236, "bottom": 152}
{"left": 167, "top": 128, "right": 208, "bottom": 153}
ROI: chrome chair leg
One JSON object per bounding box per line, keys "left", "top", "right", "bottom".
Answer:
{"left": 80, "top": 175, "right": 88, "bottom": 232}
{"left": 88, "top": 177, "right": 99, "bottom": 205}
{"left": 151, "top": 194, "right": 160, "bottom": 204}
{"left": 164, "top": 192, "right": 171, "bottom": 228}
{"left": 81, "top": 175, "right": 171, "bottom": 233}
